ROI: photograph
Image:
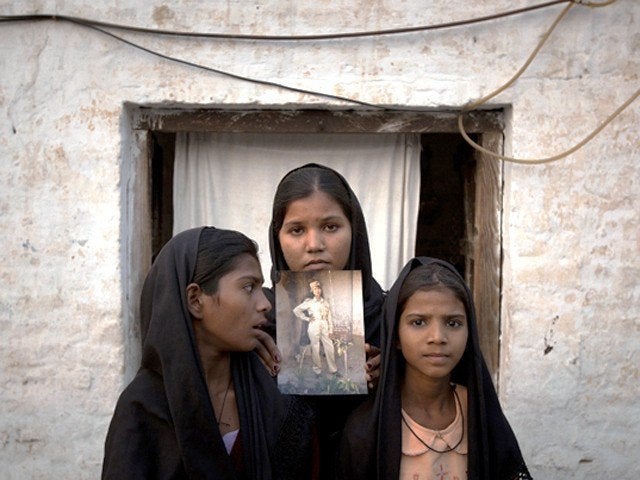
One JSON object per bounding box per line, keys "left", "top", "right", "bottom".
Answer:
{"left": 276, "top": 270, "right": 368, "bottom": 395}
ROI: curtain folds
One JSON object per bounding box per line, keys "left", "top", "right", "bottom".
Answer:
{"left": 173, "top": 132, "right": 421, "bottom": 290}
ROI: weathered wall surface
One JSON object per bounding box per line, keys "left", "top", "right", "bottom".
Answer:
{"left": 0, "top": 1, "right": 638, "bottom": 478}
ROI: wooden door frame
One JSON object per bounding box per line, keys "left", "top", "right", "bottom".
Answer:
{"left": 124, "top": 107, "right": 504, "bottom": 380}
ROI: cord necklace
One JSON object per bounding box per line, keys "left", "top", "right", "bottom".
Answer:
{"left": 401, "top": 387, "right": 465, "bottom": 454}
{"left": 216, "top": 377, "right": 233, "bottom": 428}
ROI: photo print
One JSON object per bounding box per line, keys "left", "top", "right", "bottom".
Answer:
{"left": 276, "top": 270, "right": 368, "bottom": 395}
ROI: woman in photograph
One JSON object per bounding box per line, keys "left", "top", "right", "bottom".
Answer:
{"left": 293, "top": 279, "right": 338, "bottom": 376}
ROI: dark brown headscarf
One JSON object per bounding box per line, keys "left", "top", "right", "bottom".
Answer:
{"left": 338, "top": 257, "right": 532, "bottom": 480}
{"left": 102, "top": 227, "right": 315, "bottom": 479}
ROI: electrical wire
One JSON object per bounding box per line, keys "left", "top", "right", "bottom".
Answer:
{"left": 459, "top": 88, "right": 640, "bottom": 165}
{"left": 1, "top": 0, "right": 635, "bottom": 164}
{"left": 457, "top": 0, "right": 638, "bottom": 165}
{"left": 60, "top": 18, "right": 385, "bottom": 109}
{"left": 0, "top": 1, "right": 569, "bottom": 41}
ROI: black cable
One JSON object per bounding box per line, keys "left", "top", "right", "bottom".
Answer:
{"left": 0, "top": 1, "right": 569, "bottom": 41}
{"left": 62, "top": 18, "right": 386, "bottom": 109}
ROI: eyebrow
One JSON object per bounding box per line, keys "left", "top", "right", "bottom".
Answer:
{"left": 282, "top": 215, "right": 346, "bottom": 226}
{"left": 403, "top": 312, "right": 466, "bottom": 319}
{"left": 237, "top": 275, "right": 264, "bottom": 284}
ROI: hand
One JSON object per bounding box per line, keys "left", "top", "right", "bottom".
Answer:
{"left": 254, "top": 329, "right": 281, "bottom": 377}
{"left": 364, "top": 343, "right": 381, "bottom": 390}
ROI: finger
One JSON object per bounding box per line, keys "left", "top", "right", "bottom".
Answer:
{"left": 365, "top": 343, "right": 381, "bottom": 360}
{"left": 368, "top": 352, "right": 381, "bottom": 369}
{"left": 254, "top": 333, "right": 281, "bottom": 376}
{"left": 255, "top": 330, "right": 282, "bottom": 363}
{"left": 254, "top": 342, "right": 277, "bottom": 375}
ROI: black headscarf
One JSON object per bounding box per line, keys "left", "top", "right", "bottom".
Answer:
{"left": 102, "top": 227, "right": 315, "bottom": 479}
{"left": 267, "top": 163, "right": 384, "bottom": 346}
{"left": 266, "top": 164, "right": 386, "bottom": 479}
{"left": 338, "top": 257, "right": 532, "bottom": 480}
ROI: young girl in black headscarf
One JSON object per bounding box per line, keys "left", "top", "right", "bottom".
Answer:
{"left": 338, "top": 257, "right": 531, "bottom": 480}
{"left": 264, "top": 163, "right": 386, "bottom": 478}
{"left": 267, "top": 163, "right": 385, "bottom": 366}
{"left": 101, "top": 227, "right": 317, "bottom": 479}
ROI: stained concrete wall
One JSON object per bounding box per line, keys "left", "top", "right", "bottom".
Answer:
{"left": 0, "top": 1, "right": 638, "bottom": 478}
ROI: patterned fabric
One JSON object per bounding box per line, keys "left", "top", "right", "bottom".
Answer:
{"left": 400, "top": 386, "right": 468, "bottom": 480}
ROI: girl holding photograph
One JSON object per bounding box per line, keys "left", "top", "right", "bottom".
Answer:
{"left": 263, "top": 163, "right": 386, "bottom": 478}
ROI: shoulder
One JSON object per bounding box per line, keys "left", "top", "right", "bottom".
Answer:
{"left": 337, "top": 396, "right": 377, "bottom": 480}
{"left": 342, "top": 395, "right": 375, "bottom": 439}
{"left": 102, "top": 370, "right": 182, "bottom": 479}
{"left": 113, "top": 369, "right": 171, "bottom": 422}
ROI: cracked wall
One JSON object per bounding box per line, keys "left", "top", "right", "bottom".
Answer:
{"left": 0, "top": 1, "right": 638, "bottom": 478}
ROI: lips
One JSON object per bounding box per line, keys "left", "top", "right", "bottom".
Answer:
{"left": 303, "top": 259, "right": 330, "bottom": 270}
{"left": 424, "top": 353, "right": 450, "bottom": 365}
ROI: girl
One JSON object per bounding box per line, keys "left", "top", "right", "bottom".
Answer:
{"left": 266, "top": 163, "right": 386, "bottom": 478}
{"left": 268, "top": 163, "right": 385, "bottom": 370}
{"left": 102, "top": 227, "right": 317, "bottom": 479}
{"left": 338, "top": 257, "right": 531, "bottom": 480}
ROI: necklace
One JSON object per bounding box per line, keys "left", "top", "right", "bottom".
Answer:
{"left": 401, "top": 387, "right": 465, "bottom": 454}
{"left": 216, "top": 377, "right": 233, "bottom": 428}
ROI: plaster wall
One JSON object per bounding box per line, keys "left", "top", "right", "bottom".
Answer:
{"left": 0, "top": 1, "right": 638, "bottom": 478}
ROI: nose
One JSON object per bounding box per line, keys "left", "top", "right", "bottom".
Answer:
{"left": 426, "top": 322, "right": 447, "bottom": 344}
{"left": 305, "top": 228, "right": 325, "bottom": 252}
{"left": 257, "top": 288, "right": 272, "bottom": 313}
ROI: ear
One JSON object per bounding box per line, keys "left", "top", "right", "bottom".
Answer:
{"left": 186, "top": 283, "right": 204, "bottom": 319}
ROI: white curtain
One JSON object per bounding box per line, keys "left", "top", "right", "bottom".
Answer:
{"left": 173, "top": 132, "right": 421, "bottom": 290}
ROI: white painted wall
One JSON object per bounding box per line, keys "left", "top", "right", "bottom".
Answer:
{"left": 0, "top": 1, "right": 638, "bottom": 478}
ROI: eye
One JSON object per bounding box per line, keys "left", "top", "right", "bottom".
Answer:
{"left": 411, "top": 319, "right": 425, "bottom": 327}
{"left": 286, "top": 225, "right": 304, "bottom": 236}
{"left": 323, "top": 223, "right": 339, "bottom": 232}
{"left": 243, "top": 283, "right": 255, "bottom": 293}
{"left": 446, "top": 318, "right": 465, "bottom": 328}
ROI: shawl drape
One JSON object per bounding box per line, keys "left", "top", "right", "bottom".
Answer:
{"left": 266, "top": 164, "right": 386, "bottom": 479}
{"left": 102, "top": 227, "right": 315, "bottom": 479}
{"left": 337, "top": 257, "right": 532, "bottom": 480}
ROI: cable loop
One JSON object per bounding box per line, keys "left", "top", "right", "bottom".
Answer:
{"left": 571, "top": 0, "right": 617, "bottom": 7}
{"left": 458, "top": 0, "right": 635, "bottom": 165}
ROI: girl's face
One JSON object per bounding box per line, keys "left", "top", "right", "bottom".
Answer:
{"left": 278, "top": 190, "right": 352, "bottom": 272}
{"left": 195, "top": 254, "right": 272, "bottom": 352}
{"left": 397, "top": 288, "right": 468, "bottom": 382}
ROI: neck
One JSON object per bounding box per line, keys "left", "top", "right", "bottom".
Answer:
{"left": 193, "top": 326, "right": 232, "bottom": 389}
{"left": 401, "top": 370, "right": 455, "bottom": 430}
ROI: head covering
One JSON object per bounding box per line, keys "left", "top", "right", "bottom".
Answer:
{"left": 268, "top": 163, "right": 384, "bottom": 345}
{"left": 338, "top": 257, "right": 531, "bottom": 480}
{"left": 102, "top": 227, "right": 315, "bottom": 479}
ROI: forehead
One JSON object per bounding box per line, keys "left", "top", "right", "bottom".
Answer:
{"left": 401, "top": 288, "right": 466, "bottom": 315}
{"left": 283, "top": 191, "right": 348, "bottom": 221}
{"left": 223, "top": 254, "right": 262, "bottom": 280}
